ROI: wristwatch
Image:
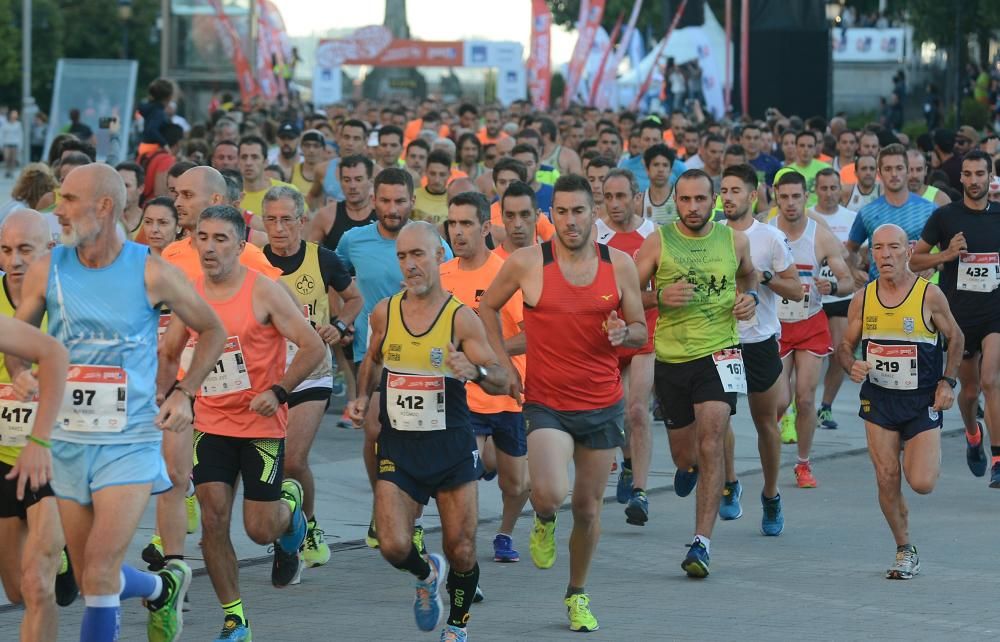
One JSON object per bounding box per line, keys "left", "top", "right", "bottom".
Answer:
{"left": 761, "top": 270, "right": 773, "bottom": 285}
{"left": 271, "top": 384, "right": 290, "bottom": 404}
{"left": 471, "top": 365, "right": 488, "bottom": 384}
{"left": 746, "top": 290, "right": 760, "bottom": 306}
{"left": 331, "top": 318, "right": 349, "bottom": 337}
{"left": 939, "top": 376, "right": 957, "bottom": 389}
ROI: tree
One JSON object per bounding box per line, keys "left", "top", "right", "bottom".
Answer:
{"left": 547, "top": 0, "right": 728, "bottom": 43}
{"left": 902, "top": 0, "right": 1000, "bottom": 68}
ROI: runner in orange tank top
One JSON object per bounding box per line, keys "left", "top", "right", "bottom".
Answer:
{"left": 158, "top": 204, "right": 325, "bottom": 638}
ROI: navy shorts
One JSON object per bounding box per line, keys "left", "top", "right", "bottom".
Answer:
{"left": 859, "top": 386, "right": 942, "bottom": 441}
{"left": 470, "top": 411, "right": 527, "bottom": 457}
{"left": 376, "top": 428, "right": 482, "bottom": 505}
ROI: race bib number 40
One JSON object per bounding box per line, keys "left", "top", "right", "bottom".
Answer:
{"left": 0, "top": 384, "right": 37, "bottom": 447}
{"left": 713, "top": 348, "right": 747, "bottom": 394}
{"left": 866, "top": 342, "right": 918, "bottom": 390}
{"left": 957, "top": 252, "right": 1000, "bottom": 292}
{"left": 386, "top": 373, "right": 446, "bottom": 431}
{"left": 200, "top": 336, "right": 252, "bottom": 397}
{"left": 58, "top": 365, "right": 127, "bottom": 433}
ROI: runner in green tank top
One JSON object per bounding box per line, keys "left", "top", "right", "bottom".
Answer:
{"left": 635, "top": 169, "right": 759, "bottom": 579}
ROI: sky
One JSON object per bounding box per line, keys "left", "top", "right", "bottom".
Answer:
{"left": 272, "top": 0, "right": 579, "bottom": 65}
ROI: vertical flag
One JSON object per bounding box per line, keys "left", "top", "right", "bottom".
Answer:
{"left": 594, "top": 0, "right": 644, "bottom": 109}
{"left": 630, "top": 0, "right": 688, "bottom": 111}
{"left": 206, "top": 0, "right": 258, "bottom": 103}
{"left": 562, "top": 0, "right": 607, "bottom": 109}
{"left": 588, "top": 12, "right": 624, "bottom": 106}
{"left": 528, "top": 0, "right": 552, "bottom": 110}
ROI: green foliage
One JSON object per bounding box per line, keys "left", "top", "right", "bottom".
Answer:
{"left": 547, "top": 0, "right": 727, "bottom": 44}
{"left": 845, "top": 110, "right": 879, "bottom": 131}
{"left": 550, "top": 71, "right": 565, "bottom": 107}
{"left": 944, "top": 98, "right": 990, "bottom": 130}
{"left": 901, "top": 119, "right": 928, "bottom": 142}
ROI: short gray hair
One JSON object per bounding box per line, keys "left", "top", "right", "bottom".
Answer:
{"left": 199, "top": 204, "right": 246, "bottom": 240}
{"left": 603, "top": 168, "right": 639, "bottom": 196}
{"left": 262, "top": 185, "right": 306, "bottom": 219}
{"left": 432, "top": 136, "right": 456, "bottom": 157}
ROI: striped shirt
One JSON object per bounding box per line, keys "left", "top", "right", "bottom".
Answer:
{"left": 848, "top": 193, "right": 937, "bottom": 279}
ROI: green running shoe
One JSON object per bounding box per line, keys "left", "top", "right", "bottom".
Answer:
{"left": 565, "top": 593, "right": 599, "bottom": 632}
{"left": 147, "top": 559, "right": 192, "bottom": 642}
{"left": 303, "top": 517, "right": 331, "bottom": 567}
{"left": 529, "top": 515, "right": 557, "bottom": 569}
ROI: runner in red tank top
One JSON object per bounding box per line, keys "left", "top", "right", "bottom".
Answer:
{"left": 594, "top": 169, "right": 658, "bottom": 527}
{"left": 480, "top": 175, "right": 647, "bottom": 633}
{"left": 158, "top": 205, "right": 325, "bottom": 637}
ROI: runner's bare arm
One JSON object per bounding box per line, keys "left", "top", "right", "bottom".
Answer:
{"left": 767, "top": 263, "right": 805, "bottom": 301}
{"left": 634, "top": 228, "right": 662, "bottom": 310}
{"left": 307, "top": 162, "right": 329, "bottom": 211}
{"left": 333, "top": 280, "right": 363, "bottom": 327}
{"left": 258, "top": 276, "right": 326, "bottom": 393}
{"left": 7, "top": 254, "right": 52, "bottom": 380}
{"left": 346, "top": 299, "right": 389, "bottom": 425}
{"left": 156, "top": 314, "right": 190, "bottom": 400}
{"left": 480, "top": 250, "right": 528, "bottom": 371}
{"left": 504, "top": 322, "right": 526, "bottom": 357}
{"left": 611, "top": 249, "right": 648, "bottom": 348}
{"left": 818, "top": 226, "right": 858, "bottom": 296}
{"left": 837, "top": 290, "right": 869, "bottom": 382}
{"left": 447, "top": 307, "right": 509, "bottom": 396}
{"left": 306, "top": 201, "right": 336, "bottom": 243}
{"left": 909, "top": 236, "right": 962, "bottom": 272}
{"left": 733, "top": 230, "right": 760, "bottom": 320}
{"left": 926, "top": 284, "right": 963, "bottom": 381}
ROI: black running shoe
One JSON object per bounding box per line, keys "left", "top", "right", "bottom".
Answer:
{"left": 54, "top": 548, "right": 78, "bottom": 607}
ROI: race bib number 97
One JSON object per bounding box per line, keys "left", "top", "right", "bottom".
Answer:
{"left": 58, "top": 365, "right": 127, "bottom": 433}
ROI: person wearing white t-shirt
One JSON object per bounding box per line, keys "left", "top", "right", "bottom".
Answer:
{"left": 717, "top": 164, "right": 804, "bottom": 535}
{"left": 811, "top": 168, "right": 859, "bottom": 430}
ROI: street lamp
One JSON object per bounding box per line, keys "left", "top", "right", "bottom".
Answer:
{"left": 825, "top": 0, "right": 843, "bottom": 24}
{"left": 119, "top": 0, "right": 132, "bottom": 59}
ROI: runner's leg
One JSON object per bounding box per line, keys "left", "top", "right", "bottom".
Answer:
{"left": 284, "top": 399, "right": 327, "bottom": 519}
{"left": 863, "top": 423, "right": 907, "bottom": 546}
{"left": 196, "top": 482, "right": 239, "bottom": 604}
{"left": 793, "top": 351, "right": 824, "bottom": 461}
{"left": 157, "top": 426, "right": 193, "bottom": 558}
{"left": 693, "top": 401, "right": 732, "bottom": 538}
{"left": 21, "top": 497, "right": 63, "bottom": 642}
{"left": 568, "top": 445, "right": 616, "bottom": 589}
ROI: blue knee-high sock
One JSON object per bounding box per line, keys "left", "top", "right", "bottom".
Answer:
{"left": 80, "top": 595, "right": 120, "bottom": 642}
{"left": 118, "top": 564, "right": 162, "bottom": 601}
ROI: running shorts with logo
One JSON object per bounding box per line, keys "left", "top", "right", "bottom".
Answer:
{"left": 858, "top": 390, "right": 941, "bottom": 441}
{"left": 0, "top": 461, "right": 55, "bottom": 518}
{"left": 522, "top": 400, "right": 625, "bottom": 450}
{"left": 51, "top": 441, "right": 171, "bottom": 505}
{"left": 192, "top": 431, "right": 285, "bottom": 501}
{"left": 778, "top": 310, "right": 833, "bottom": 358}
{"left": 654, "top": 353, "right": 739, "bottom": 428}
{"left": 376, "top": 428, "right": 483, "bottom": 505}
{"left": 741, "top": 336, "right": 783, "bottom": 393}
{"left": 470, "top": 411, "right": 527, "bottom": 457}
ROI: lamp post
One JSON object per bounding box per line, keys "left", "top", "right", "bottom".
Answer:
{"left": 21, "top": 0, "right": 34, "bottom": 167}
{"left": 119, "top": 0, "right": 132, "bottom": 59}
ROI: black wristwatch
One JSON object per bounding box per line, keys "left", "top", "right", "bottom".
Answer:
{"left": 939, "top": 376, "right": 957, "bottom": 389}
{"left": 471, "top": 365, "right": 488, "bottom": 384}
{"left": 271, "top": 384, "right": 290, "bottom": 404}
{"left": 761, "top": 270, "right": 773, "bottom": 285}
{"left": 331, "top": 317, "right": 349, "bottom": 337}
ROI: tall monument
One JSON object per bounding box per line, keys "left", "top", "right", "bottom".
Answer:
{"left": 363, "top": 0, "right": 426, "bottom": 100}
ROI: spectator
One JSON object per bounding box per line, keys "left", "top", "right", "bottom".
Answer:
{"left": 0, "top": 109, "right": 21, "bottom": 178}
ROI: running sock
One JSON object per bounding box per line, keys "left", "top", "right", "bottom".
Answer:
{"left": 565, "top": 585, "right": 585, "bottom": 599}
{"left": 693, "top": 535, "right": 711, "bottom": 555}
{"left": 536, "top": 512, "right": 556, "bottom": 523}
{"left": 991, "top": 446, "right": 1000, "bottom": 458}
{"left": 389, "top": 543, "right": 431, "bottom": 580}
{"left": 222, "top": 598, "right": 246, "bottom": 623}
{"left": 967, "top": 426, "right": 982, "bottom": 445}
{"left": 446, "top": 563, "right": 479, "bottom": 627}
{"left": 622, "top": 457, "right": 632, "bottom": 471}
{"left": 119, "top": 564, "right": 162, "bottom": 601}
{"left": 797, "top": 457, "right": 810, "bottom": 465}
{"left": 633, "top": 487, "right": 645, "bottom": 495}
{"left": 145, "top": 570, "right": 176, "bottom": 611}
{"left": 163, "top": 554, "right": 184, "bottom": 562}
{"left": 307, "top": 516, "right": 317, "bottom": 529}
{"left": 81, "top": 595, "right": 121, "bottom": 642}
{"left": 820, "top": 403, "right": 832, "bottom": 411}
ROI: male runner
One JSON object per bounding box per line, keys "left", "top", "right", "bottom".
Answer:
{"left": 841, "top": 155, "right": 881, "bottom": 212}
{"left": 271, "top": 122, "right": 302, "bottom": 183}
{"left": 0, "top": 209, "right": 77, "bottom": 641}
{"left": 910, "top": 150, "right": 1000, "bottom": 485}
{"left": 237, "top": 136, "right": 298, "bottom": 218}
{"left": 287, "top": 129, "right": 326, "bottom": 196}
{"left": 116, "top": 162, "right": 146, "bottom": 240}
{"left": 376, "top": 125, "right": 404, "bottom": 171}
{"left": 11, "top": 163, "right": 227, "bottom": 642}
{"left": 634, "top": 168, "right": 758, "bottom": 578}
{"left": 594, "top": 169, "right": 657, "bottom": 526}
{"left": 159, "top": 204, "right": 325, "bottom": 641}
{"left": 831, "top": 129, "right": 857, "bottom": 176}
{"left": 414, "top": 151, "right": 452, "bottom": 227}
{"left": 347, "top": 221, "right": 508, "bottom": 642}
{"left": 907, "top": 149, "right": 951, "bottom": 207}
{"left": 210, "top": 140, "right": 240, "bottom": 173}
{"left": 262, "top": 186, "right": 363, "bottom": 567}
{"left": 839, "top": 223, "right": 962, "bottom": 579}
{"left": 771, "top": 170, "right": 856, "bottom": 486}
{"left": 481, "top": 175, "right": 647, "bottom": 632}
{"left": 741, "top": 123, "right": 782, "bottom": 187}
{"left": 488, "top": 159, "right": 554, "bottom": 248}
{"left": 307, "top": 155, "right": 377, "bottom": 252}
{"left": 439, "top": 192, "right": 529, "bottom": 564}
{"left": 641, "top": 144, "right": 678, "bottom": 226}
{"left": 494, "top": 181, "right": 543, "bottom": 259}
{"left": 839, "top": 130, "right": 880, "bottom": 186}
{"left": 310, "top": 119, "right": 369, "bottom": 206}
{"left": 811, "top": 168, "right": 859, "bottom": 430}
{"left": 584, "top": 157, "right": 615, "bottom": 220}
{"left": 718, "top": 165, "right": 801, "bottom": 532}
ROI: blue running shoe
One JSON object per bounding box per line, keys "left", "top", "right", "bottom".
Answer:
{"left": 493, "top": 533, "right": 520, "bottom": 563}
{"left": 616, "top": 465, "right": 633, "bottom": 504}
{"left": 967, "top": 422, "right": 988, "bottom": 478}
{"left": 440, "top": 624, "right": 468, "bottom": 641}
{"left": 415, "top": 553, "right": 447, "bottom": 631}
{"left": 213, "top": 614, "right": 251, "bottom": 641}
{"left": 761, "top": 493, "right": 784, "bottom": 536}
{"left": 277, "top": 479, "right": 306, "bottom": 553}
{"left": 624, "top": 489, "right": 648, "bottom": 526}
{"left": 719, "top": 480, "right": 743, "bottom": 520}
{"left": 681, "top": 539, "right": 710, "bottom": 578}
{"left": 818, "top": 404, "right": 838, "bottom": 430}
{"left": 674, "top": 466, "right": 698, "bottom": 497}
{"left": 991, "top": 461, "right": 1000, "bottom": 489}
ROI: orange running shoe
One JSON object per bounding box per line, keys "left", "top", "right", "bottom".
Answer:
{"left": 794, "top": 462, "right": 818, "bottom": 488}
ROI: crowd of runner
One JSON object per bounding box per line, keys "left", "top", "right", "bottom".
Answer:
{"left": 0, "top": 79, "right": 999, "bottom": 641}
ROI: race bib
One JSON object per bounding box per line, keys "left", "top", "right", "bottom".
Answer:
{"left": 957, "top": 252, "right": 1000, "bottom": 292}
{"left": 713, "top": 348, "right": 747, "bottom": 394}
{"left": 778, "top": 283, "right": 811, "bottom": 322}
{"left": 0, "top": 384, "right": 37, "bottom": 447}
{"left": 157, "top": 313, "right": 171, "bottom": 340}
{"left": 866, "top": 342, "right": 918, "bottom": 390}
{"left": 58, "top": 365, "right": 127, "bottom": 433}
{"left": 200, "top": 336, "right": 252, "bottom": 397}
{"left": 386, "top": 373, "right": 446, "bottom": 431}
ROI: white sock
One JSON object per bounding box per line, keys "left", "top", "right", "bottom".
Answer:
{"left": 693, "top": 535, "right": 711, "bottom": 555}
{"left": 797, "top": 457, "right": 810, "bottom": 465}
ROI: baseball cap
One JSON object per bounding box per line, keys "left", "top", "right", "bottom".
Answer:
{"left": 301, "top": 129, "right": 325, "bottom": 145}
{"left": 277, "top": 121, "right": 301, "bottom": 138}
{"left": 956, "top": 125, "right": 980, "bottom": 145}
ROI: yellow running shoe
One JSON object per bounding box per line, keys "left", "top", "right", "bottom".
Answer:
{"left": 412, "top": 524, "right": 427, "bottom": 555}
{"left": 529, "top": 515, "right": 557, "bottom": 569}
{"left": 185, "top": 494, "right": 200, "bottom": 535}
{"left": 780, "top": 402, "right": 798, "bottom": 444}
{"left": 365, "top": 518, "right": 379, "bottom": 549}
{"left": 303, "top": 517, "right": 331, "bottom": 568}
{"left": 565, "top": 593, "right": 599, "bottom": 632}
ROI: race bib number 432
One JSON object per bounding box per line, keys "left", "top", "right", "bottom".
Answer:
{"left": 957, "top": 252, "right": 1000, "bottom": 292}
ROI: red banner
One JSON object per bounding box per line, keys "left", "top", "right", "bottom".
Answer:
{"left": 562, "top": 0, "right": 607, "bottom": 109}
{"left": 317, "top": 33, "right": 463, "bottom": 68}
{"left": 588, "top": 12, "right": 624, "bottom": 106}
{"left": 528, "top": 0, "right": 552, "bottom": 110}
{"left": 206, "top": 0, "right": 258, "bottom": 103}
{"left": 595, "top": 0, "right": 643, "bottom": 108}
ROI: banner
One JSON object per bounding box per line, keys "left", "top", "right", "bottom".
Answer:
{"left": 528, "top": 0, "right": 552, "bottom": 110}
{"left": 317, "top": 35, "right": 463, "bottom": 67}
{"left": 832, "top": 28, "right": 906, "bottom": 62}
{"left": 593, "top": 0, "right": 643, "bottom": 109}
{"left": 257, "top": 0, "right": 291, "bottom": 98}
{"left": 630, "top": 0, "right": 687, "bottom": 110}
{"left": 206, "top": 0, "right": 257, "bottom": 103}
{"left": 562, "top": 0, "right": 606, "bottom": 109}
{"left": 588, "top": 12, "right": 624, "bottom": 106}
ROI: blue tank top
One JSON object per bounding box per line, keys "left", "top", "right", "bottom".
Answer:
{"left": 47, "top": 242, "right": 160, "bottom": 443}
{"left": 322, "top": 157, "right": 344, "bottom": 201}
